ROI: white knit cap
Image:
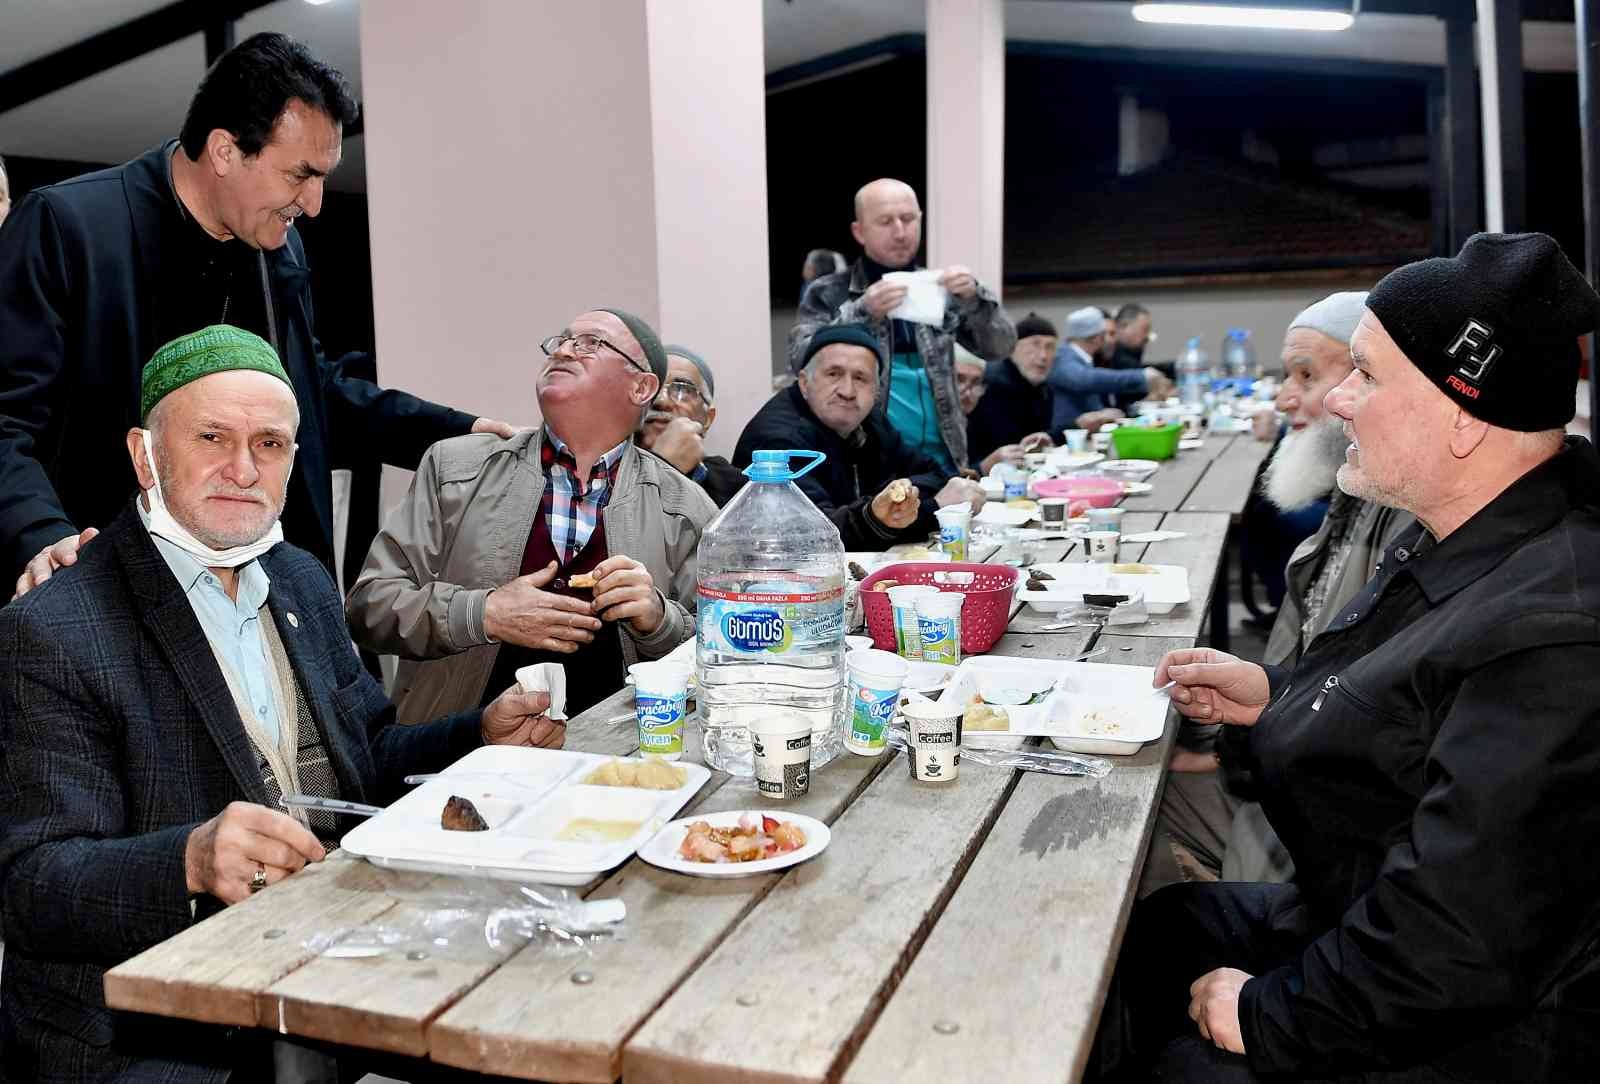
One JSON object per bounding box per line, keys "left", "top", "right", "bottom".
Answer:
{"left": 1064, "top": 306, "right": 1106, "bottom": 339}
{"left": 1288, "top": 291, "right": 1369, "bottom": 347}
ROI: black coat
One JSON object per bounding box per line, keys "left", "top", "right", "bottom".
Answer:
{"left": 1230, "top": 438, "right": 1600, "bottom": 1078}
{"left": 0, "top": 143, "right": 475, "bottom": 581}
{"left": 696, "top": 455, "right": 748, "bottom": 508}
{"left": 965, "top": 357, "right": 1055, "bottom": 463}
{"left": 0, "top": 505, "right": 486, "bottom": 1081}
{"left": 732, "top": 385, "right": 951, "bottom": 549}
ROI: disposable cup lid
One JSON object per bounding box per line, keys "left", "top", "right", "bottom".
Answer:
{"left": 934, "top": 505, "right": 971, "bottom": 522}
{"left": 914, "top": 592, "right": 964, "bottom": 617}
{"left": 886, "top": 584, "right": 941, "bottom": 602}
{"left": 902, "top": 699, "right": 962, "bottom": 723}
{"left": 631, "top": 661, "right": 690, "bottom": 694}
{"left": 846, "top": 648, "right": 909, "bottom": 683}
{"left": 749, "top": 711, "right": 813, "bottom": 738}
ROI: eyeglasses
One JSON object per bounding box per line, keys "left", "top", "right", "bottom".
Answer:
{"left": 540, "top": 332, "right": 650, "bottom": 375}
{"left": 658, "top": 379, "right": 710, "bottom": 407}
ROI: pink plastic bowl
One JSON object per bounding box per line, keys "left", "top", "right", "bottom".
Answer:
{"left": 1032, "top": 476, "right": 1124, "bottom": 508}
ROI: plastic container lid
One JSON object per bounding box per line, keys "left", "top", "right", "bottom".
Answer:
{"left": 915, "top": 592, "right": 965, "bottom": 618}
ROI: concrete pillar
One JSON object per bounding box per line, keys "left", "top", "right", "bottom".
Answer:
{"left": 360, "top": 0, "right": 771, "bottom": 476}
{"left": 1476, "top": 0, "right": 1525, "bottom": 232}
{"left": 925, "top": 0, "right": 1005, "bottom": 291}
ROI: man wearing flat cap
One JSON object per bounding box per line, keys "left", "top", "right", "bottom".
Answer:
{"left": 348, "top": 309, "right": 717, "bottom": 721}
{"left": 965, "top": 311, "right": 1061, "bottom": 471}
{"left": 1101, "top": 234, "right": 1600, "bottom": 1082}
{"left": 736, "top": 325, "right": 984, "bottom": 549}
{"left": 1048, "top": 305, "right": 1174, "bottom": 434}
{"left": 0, "top": 327, "right": 562, "bottom": 1081}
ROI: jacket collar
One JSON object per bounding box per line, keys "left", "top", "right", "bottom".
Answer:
{"left": 1402, "top": 437, "right": 1600, "bottom": 605}
{"left": 111, "top": 502, "right": 272, "bottom": 806}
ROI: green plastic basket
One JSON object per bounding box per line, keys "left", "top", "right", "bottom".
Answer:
{"left": 1110, "top": 422, "right": 1184, "bottom": 461}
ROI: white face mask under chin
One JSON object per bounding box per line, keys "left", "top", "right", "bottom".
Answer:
{"left": 139, "top": 428, "right": 285, "bottom": 568}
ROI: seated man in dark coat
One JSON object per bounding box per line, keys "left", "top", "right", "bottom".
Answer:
{"left": 0, "top": 327, "right": 563, "bottom": 1083}
{"left": 734, "top": 326, "right": 984, "bottom": 549}
{"left": 1107, "top": 233, "right": 1600, "bottom": 1083}
{"left": 965, "top": 311, "right": 1059, "bottom": 471}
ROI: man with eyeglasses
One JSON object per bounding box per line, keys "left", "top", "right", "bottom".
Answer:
{"left": 635, "top": 345, "right": 746, "bottom": 507}
{"left": 348, "top": 309, "right": 717, "bottom": 721}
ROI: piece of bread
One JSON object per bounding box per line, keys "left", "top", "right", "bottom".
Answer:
{"left": 567, "top": 573, "right": 598, "bottom": 588}
{"left": 888, "top": 479, "right": 913, "bottom": 503}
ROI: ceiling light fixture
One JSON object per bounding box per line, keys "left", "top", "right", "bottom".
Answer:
{"left": 1131, "top": 3, "right": 1354, "bottom": 30}
{"left": 302, "top": 0, "right": 337, "bottom": 6}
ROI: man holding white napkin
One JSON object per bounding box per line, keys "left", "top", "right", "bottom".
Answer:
{"left": 789, "top": 178, "right": 1017, "bottom": 475}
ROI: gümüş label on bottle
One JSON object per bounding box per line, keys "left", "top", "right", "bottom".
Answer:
{"left": 698, "top": 575, "right": 843, "bottom": 657}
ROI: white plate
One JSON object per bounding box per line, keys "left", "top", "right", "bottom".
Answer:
{"left": 1044, "top": 450, "right": 1104, "bottom": 471}
{"left": 974, "top": 504, "right": 1034, "bottom": 527}
{"left": 1019, "top": 561, "right": 1191, "bottom": 614}
{"left": 1121, "top": 481, "right": 1154, "bottom": 495}
{"left": 1178, "top": 437, "right": 1204, "bottom": 450}
{"left": 1099, "top": 459, "right": 1162, "bottom": 475}
{"left": 945, "top": 657, "right": 1168, "bottom": 755}
{"left": 637, "top": 810, "right": 830, "bottom": 878}
{"left": 339, "top": 746, "right": 710, "bottom": 883}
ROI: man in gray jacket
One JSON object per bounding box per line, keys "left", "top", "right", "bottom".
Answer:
{"left": 789, "top": 178, "right": 1016, "bottom": 473}
{"left": 348, "top": 309, "right": 717, "bottom": 721}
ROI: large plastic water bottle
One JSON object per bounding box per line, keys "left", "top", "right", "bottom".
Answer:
{"left": 1177, "top": 336, "right": 1211, "bottom": 407}
{"left": 696, "top": 450, "right": 847, "bottom": 777}
{"left": 1221, "top": 329, "right": 1257, "bottom": 379}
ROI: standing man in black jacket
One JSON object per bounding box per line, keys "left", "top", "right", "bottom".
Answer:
{"left": 735, "top": 326, "right": 984, "bottom": 550}
{"left": 1106, "top": 233, "right": 1600, "bottom": 1082}
{"left": 0, "top": 32, "right": 511, "bottom": 599}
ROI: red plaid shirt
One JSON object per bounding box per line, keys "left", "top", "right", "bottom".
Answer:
{"left": 540, "top": 431, "right": 627, "bottom": 565}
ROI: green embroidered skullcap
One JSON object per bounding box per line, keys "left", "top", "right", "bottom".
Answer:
{"left": 596, "top": 308, "right": 669, "bottom": 383}
{"left": 141, "top": 325, "right": 291, "bottom": 423}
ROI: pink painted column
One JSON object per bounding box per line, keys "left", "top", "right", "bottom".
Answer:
{"left": 926, "top": 0, "right": 1006, "bottom": 293}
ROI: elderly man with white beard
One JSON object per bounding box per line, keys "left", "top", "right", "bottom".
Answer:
{"left": 1141, "top": 292, "right": 1415, "bottom": 893}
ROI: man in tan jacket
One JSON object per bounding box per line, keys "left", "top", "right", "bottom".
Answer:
{"left": 348, "top": 309, "right": 718, "bottom": 721}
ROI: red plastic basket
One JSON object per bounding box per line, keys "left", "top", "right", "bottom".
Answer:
{"left": 858, "top": 561, "right": 1021, "bottom": 655}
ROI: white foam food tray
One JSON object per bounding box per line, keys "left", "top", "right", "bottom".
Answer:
{"left": 945, "top": 656, "right": 1168, "bottom": 755}
{"left": 339, "top": 745, "right": 711, "bottom": 885}
{"left": 1019, "top": 561, "right": 1191, "bottom": 614}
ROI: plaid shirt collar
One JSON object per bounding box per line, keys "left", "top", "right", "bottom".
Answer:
{"left": 539, "top": 429, "right": 629, "bottom": 565}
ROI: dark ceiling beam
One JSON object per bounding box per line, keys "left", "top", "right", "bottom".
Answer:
{"left": 0, "top": 0, "right": 277, "bottom": 115}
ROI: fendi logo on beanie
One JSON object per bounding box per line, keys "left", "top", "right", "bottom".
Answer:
{"left": 1365, "top": 232, "right": 1600, "bottom": 431}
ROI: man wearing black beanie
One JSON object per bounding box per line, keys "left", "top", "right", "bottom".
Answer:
{"left": 1103, "top": 233, "right": 1600, "bottom": 1082}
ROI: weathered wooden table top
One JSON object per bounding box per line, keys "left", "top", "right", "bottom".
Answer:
{"left": 105, "top": 470, "right": 1233, "bottom": 1083}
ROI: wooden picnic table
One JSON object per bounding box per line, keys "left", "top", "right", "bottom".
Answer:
{"left": 104, "top": 457, "right": 1239, "bottom": 1083}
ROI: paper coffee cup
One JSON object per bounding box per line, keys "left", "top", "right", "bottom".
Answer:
{"left": 1038, "top": 497, "right": 1070, "bottom": 530}
{"left": 902, "top": 700, "right": 963, "bottom": 783}
{"left": 886, "top": 584, "right": 940, "bottom": 659}
{"left": 914, "top": 591, "right": 964, "bottom": 666}
{"left": 934, "top": 504, "right": 971, "bottom": 561}
{"left": 632, "top": 661, "right": 690, "bottom": 761}
{"left": 1086, "top": 530, "right": 1119, "bottom": 563}
{"left": 843, "top": 649, "right": 909, "bottom": 757}
{"left": 750, "top": 712, "right": 813, "bottom": 799}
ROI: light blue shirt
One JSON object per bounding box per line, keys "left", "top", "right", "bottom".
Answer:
{"left": 138, "top": 503, "right": 282, "bottom": 745}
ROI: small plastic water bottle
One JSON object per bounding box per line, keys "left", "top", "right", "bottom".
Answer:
{"left": 697, "top": 450, "right": 847, "bottom": 777}
{"left": 1177, "top": 337, "right": 1211, "bottom": 407}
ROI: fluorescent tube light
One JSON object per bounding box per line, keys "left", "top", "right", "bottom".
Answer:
{"left": 1132, "top": 3, "right": 1354, "bottom": 29}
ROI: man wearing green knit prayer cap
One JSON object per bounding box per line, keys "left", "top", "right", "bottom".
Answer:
{"left": 0, "top": 325, "right": 566, "bottom": 1081}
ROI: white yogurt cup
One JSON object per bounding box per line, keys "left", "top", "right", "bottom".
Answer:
{"left": 843, "top": 649, "right": 910, "bottom": 757}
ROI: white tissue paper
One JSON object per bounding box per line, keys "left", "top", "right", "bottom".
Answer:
{"left": 515, "top": 663, "right": 568, "bottom": 720}
{"left": 882, "top": 269, "right": 949, "bottom": 326}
